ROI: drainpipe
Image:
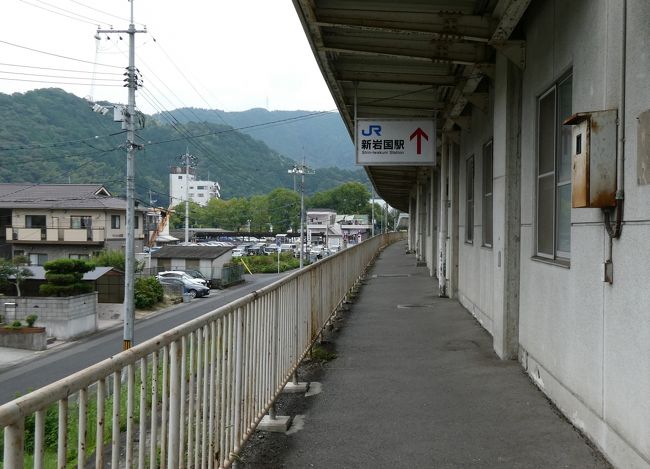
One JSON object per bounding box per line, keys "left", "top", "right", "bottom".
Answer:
{"left": 604, "top": 0, "right": 626, "bottom": 280}
{"left": 438, "top": 134, "right": 448, "bottom": 297}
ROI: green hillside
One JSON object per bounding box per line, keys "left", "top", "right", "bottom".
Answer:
{"left": 156, "top": 107, "right": 356, "bottom": 169}
{"left": 0, "top": 89, "right": 367, "bottom": 203}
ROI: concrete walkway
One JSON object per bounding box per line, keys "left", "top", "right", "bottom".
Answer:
{"left": 279, "top": 240, "right": 610, "bottom": 468}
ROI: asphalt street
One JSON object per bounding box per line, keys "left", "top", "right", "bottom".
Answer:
{"left": 0, "top": 272, "right": 286, "bottom": 405}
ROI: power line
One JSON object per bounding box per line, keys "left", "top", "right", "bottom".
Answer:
{"left": 0, "top": 130, "right": 125, "bottom": 152}
{"left": 0, "top": 76, "right": 123, "bottom": 86}
{"left": 0, "top": 39, "right": 123, "bottom": 68}
{"left": 144, "top": 110, "right": 333, "bottom": 147}
{"left": 0, "top": 69, "right": 123, "bottom": 82}
{"left": 0, "top": 62, "right": 122, "bottom": 76}
{"left": 18, "top": 0, "right": 104, "bottom": 26}
{"left": 68, "top": 0, "right": 145, "bottom": 27}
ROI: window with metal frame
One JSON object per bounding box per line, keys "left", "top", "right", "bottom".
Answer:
{"left": 536, "top": 72, "right": 572, "bottom": 261}
{"left": 111, "top": 215, "right": 120, "bottom": 229}
{"left": 70, "top": 216, "right": 92, "bottom": 229}
{"left": 29, "top": 253, "right": 47, "bottom": 266}
{"left": 483, "top": 140, "right": 493, "bottom": 247}
{"left": 466, "top": 155, "right": 474, "bottom": 243}
{"left": 25, "top": 215, "right": 46, "bottom": 228}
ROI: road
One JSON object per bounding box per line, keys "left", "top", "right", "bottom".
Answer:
{"left": 0, "top": 273, "right": 286, "bottom": 405}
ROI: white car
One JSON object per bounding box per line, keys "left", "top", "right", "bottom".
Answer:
{"left": 232, "top": 248, "right": 246, "bottom": 258}
{"left": 156, "top": 271, "right": 207, "bottom": 287}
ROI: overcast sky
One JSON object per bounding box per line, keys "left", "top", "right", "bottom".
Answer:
{"left": 0, "top": 0, "right": 336, "bottom": 114}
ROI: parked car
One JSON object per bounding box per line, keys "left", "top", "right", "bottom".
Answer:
{"left": 157, "top": 277, "right": 210, "bottom": 298}
{"left": 280, "top": 243, "right": 297, "bottom": 254}
{"left": 181, "top": 269, "right": 213, "bottom": 289}
{"left": 246, "top": 243, "right": 267, "bottom": 256}
{"left": 263, "top": 245, "right": 280, "bottom": 255}
{"left": 231, "top": 248, "right": 246, "bottom": 258}
{"left": 156, "top": 271, "right": 208, "bottom": 287}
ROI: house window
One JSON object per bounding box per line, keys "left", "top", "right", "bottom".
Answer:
{"left": 178, "top": 175, "right": 182, "bottom": 179}
{"left": 536, "top": 72, "right": 572, "bottom": 260}
{"left": 134, "top": 216, "right": 139, "bottom": 229}
{"left": 69, "top": 254, "right": 90, "bottom": 260}
{"left": 29, "top": 253, "right": 47, "bottom": 266}
{"left": 111, "top": 215, "right": 120, "bottom": 229}
{"left": 482, "top": 140, "right": 493, "bottom": 247}
{"left": 465, "top": 155, "right": 474, "bottom": 243}
{"left": 25, "top": 215, "right": 46, "bottom": 228}
{"left": 70, "top": 216, "right": 92, "bottom": 229}
{"left": 197, "top": 186, "right": 205, "bottom": 190}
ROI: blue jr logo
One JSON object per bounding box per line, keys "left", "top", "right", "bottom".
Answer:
{"left": 361, "top": 124, "right": 382, "bottom": 137}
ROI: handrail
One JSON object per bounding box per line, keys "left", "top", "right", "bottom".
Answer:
{"left": 1, "top": 231, "right": 405, "bottom": 468}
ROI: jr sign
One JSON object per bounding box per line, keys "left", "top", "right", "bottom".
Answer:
{"left": 356, "top": 118, "right": 436, "bottom": 166}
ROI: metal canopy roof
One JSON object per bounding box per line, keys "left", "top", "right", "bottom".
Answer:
{"left": 293, "top": 0, "right": 529, "bottom": 211}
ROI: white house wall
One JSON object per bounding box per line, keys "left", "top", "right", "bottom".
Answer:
{"left": 517, "top": 0, "right": 650, "bottom": 466}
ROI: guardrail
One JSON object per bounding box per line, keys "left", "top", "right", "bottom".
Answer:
{"left": 1, "top": 232, "right": 405, "bottom": 468}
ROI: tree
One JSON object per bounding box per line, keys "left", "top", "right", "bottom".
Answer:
{"left": 39, "top": 259, "right": 95, "bottom": 297}
{"left": 249, "top": 194, "right": 270, "bottom": 232}
{"left": 267, "top": 188, "right": 300, "bottom": 233}
{"left": 169, "top": 201, "right": 203, "bottom": 229}
{"left": 307, "top": 182, "right": 371, "bottom": 214}
{"left": 92, "top": 250, "right": 144, "bottom": 272}
{"left": 0, "top": 257, "right": 33, "bottom": 297}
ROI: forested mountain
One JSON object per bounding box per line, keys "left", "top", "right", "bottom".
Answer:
{"left": 156, "top": 107, "right": 356, "bottom": 169}
{"left": 0, "top": 89, "right": 367, "bottom": 204}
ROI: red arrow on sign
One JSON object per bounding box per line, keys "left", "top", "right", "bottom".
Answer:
{"left": 409, "top": 127, "right": 429, "bottom": 155}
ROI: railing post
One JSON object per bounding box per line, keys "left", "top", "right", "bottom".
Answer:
{"left": 270, "top": 291, "right": 279, "bottom": 418}
{"left": 167, "top": 340, "right": 181, "bottom": 469}
{"left": 233, "top": 308, "right": 243, "bottom": 450}
{"left": 3, "top": 419, "right": 24, "bottom": 469}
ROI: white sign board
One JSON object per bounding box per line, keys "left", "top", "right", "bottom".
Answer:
{"left": 356, "top": 118, "right": 436, "bottom": 166}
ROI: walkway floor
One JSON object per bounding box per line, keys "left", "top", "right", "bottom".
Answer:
{"left": 266, "top": 240, "right": 611, "bottom": 468}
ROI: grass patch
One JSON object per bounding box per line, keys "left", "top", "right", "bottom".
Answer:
{"left": 310, "top": 344, "right": 337, "bottom": 361}
{"left": 233, "top": 254, "right": 301, "bottom": 273}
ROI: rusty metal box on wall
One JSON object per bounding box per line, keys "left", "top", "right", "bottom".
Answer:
{"left": 564, "top": 110, "right": 617, "bottom": 208}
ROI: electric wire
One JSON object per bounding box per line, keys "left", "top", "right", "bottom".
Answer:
{"left": 0, "top": 77, "right": 123, "bottom": 86}
{"left": 0, "top": 69, "right": 123, "bottom": 82}
{"left": 19, "top": 0, "right": 102, "bottom": 26}
{"left": 68, "top": 0, "right": 145, "bottom": 27}
{"left": 0, "top": 62, "right": 123, "bottom": 76}
{"left": 18, "top": 0, "right": 102, "bottom": 26}
{"left": 0, "top": 39, "right": 123, "bottom": 68}
{"left": 0, "top": 130, "right": 125, "bottom": 152}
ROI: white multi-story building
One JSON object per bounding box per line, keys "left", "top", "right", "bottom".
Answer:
{"left": 169, "top": 166, "right": 220, "bottom": 207}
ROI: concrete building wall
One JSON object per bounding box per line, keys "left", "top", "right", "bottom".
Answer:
{"left": 169, "top": 172, "right": 218, "bottom": 207}
{"left": 516, "top": 1, "right": 650, "bottom": 466}
{"left": 457, "top": 81, "right": 496, "bottom": 334}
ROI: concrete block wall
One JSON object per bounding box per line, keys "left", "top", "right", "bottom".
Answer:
{"left": 2, "top": 293, "right": 97, "bottom": 340}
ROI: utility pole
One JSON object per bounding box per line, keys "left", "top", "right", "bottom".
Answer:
{"left": 288, "top": 161, "right": 314, "bottom": 268}
{"left": 98, "top": 2, "right": 145, "bottom": 351}
{"left": 179, "top": 150, "right": 197, "bottom": 244}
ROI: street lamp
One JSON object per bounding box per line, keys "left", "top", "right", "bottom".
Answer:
{"left": 288, "top": 163, "right": 314, "bottom": 268}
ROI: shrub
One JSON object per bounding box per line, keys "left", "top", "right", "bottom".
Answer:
{"left": 25, "top": 314, "right": 38, "bottom": 327}
{"left": 39, "top": 259, "right": 95, "bottom": 297}
{"left": 9, "top": 320, "right": 23, "bottom": 329}
{"left": 233, "top": 253, "right": 299, "bottom": 273}
{"left": 134, "top": 277, "right": 164, "bottom": 309}
{"left": 92, "top": 249, "right": 145, "bottom": 272}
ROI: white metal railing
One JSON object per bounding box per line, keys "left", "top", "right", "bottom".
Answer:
{"left": 1, "top": 232, "right": 405, "bottom": 468}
